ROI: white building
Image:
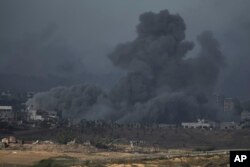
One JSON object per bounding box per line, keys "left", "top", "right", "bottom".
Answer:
{"left": 0, "top": 106, "right": 14, "bottom": 121}
{"left": 241, "top": 111, "right": 250, "bottom": 121}
{"left": 181, "top": 119, "right": 215, "bottom": 129}
{"left": 27, "top": 105, "right": 58, "bottom": 122}
{"left": 27, "top": 105, "right": 44, "bottom": 121}
{"left": 29, "top": 109, "right": 44, "bottom": 121}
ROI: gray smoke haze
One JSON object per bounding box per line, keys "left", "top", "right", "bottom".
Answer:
{"left": 220, "top": 17, "right": 250, "bottom": 99}
{"left": 0, "top": 24, "right": 84, "bottom": 76}
{"left": 0, "top": 23, "right": 91, "bottom": 92}
{"left": 27, "top": 84, "right": 113, "bottom": 122}
{"left": 28, "top": 10, "right": 225, "bottom": 123}
{"left": 1, "top": 0, "right": 250, "bottom": 98}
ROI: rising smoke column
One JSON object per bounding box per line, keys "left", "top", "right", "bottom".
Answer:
{"left": 28, "top": 10, "right": 224, "bottom": 123}
{"left": 109, "top": 10, "right": 224, "bottom": 123}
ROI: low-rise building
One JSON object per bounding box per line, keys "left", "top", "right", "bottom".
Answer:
{"left": 220, "top": 121, "right": 240, "bottom": 130}
{"left": 26, "top": 105, "right": 59, "bottom": 128}
{"left": 0, "top": 106, "right": 14, "bottom": 122}
{"left": 181, "top": 119, "right": 215, "bottom": 129}
{"left": 241, "top": 111, "right": 250, "bottom": 121}
{"left": 28, "top": 108, "right": 44, "bottom": 121}
{"left": 158, "top": 124, "right": 176, "bottom": 128}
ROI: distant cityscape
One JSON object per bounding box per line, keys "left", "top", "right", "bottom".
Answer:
{"left": 1, "top": 90, "right": 250, "bottom": 130}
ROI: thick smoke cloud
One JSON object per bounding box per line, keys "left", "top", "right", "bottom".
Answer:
{"left": 108, "top": 10, "right": 224, "bottom": 123}
{"left": 26, "top": 84, "right": 113, "bottom": 122}
{"left": 28, "top": 10, "right": 224, "bottom": 123}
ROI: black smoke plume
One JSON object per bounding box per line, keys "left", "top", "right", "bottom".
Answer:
{"left": 27, "top": 10, "right": 225, "bottom": 123}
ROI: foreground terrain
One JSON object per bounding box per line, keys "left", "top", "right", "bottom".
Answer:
{"left": 2, "top": 127, "right": 250, "bottom": 149}
{"left": 1, "top": 128, "right": 249, "bottom": 166}
{"left": 0, "top": 146, "right": 230, "bottom": 167}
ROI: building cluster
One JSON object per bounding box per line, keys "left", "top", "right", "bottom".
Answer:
{"left": 181, "top": 119, "right": 216, "bottom": 129}
{"left": 0, "top": 104, "right": 59, "bottom": 129}
{"left": 181, "top": 119, "right": 242, "bottom": 130}
{"left": 0, "top": 136, "right": 57, "bottom": 149}
{"left": 27, "top": 105, "right": 58, "bottom": 122}
{"left": 0, "top": 91, "right": 61, "bottom": 128}
{"left": 181, "top": 111, "right": 250, "bottom": 130}
{"left": 0, "top": 91, "right": 250, "bottom": 130}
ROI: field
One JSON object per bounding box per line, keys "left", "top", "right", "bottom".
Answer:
{"left": 1, "top": 128, "right": 249, "bottom": 166}
{"left": 0, "top": 147, "right": 230, "bottom": 167}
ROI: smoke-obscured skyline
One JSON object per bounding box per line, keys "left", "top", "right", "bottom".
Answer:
{"left": 27, "top": 10, "right": 230, "bottom": 123}
{"left": 1, "top": 0, "right": 250, "bottom": 98}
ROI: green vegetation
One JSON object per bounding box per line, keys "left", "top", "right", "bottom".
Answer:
{"left": 90, "top": 138, "right": 114, "bottom": 150}
{"left": 33, "top": 156, "right": 76, "bottom": 167}
{"left": 33, "top": 159, "right": 65, "bottom": 167}
{"left": 55, "top": 129, "right": 75, "bottom": 144}
{"left": 32, "top": 157, "right": 108, "bottom": 167}
{"left": 0, "top": 165, "right": 29, "bottom": 167}
{"left": 193, "top": 146, "right": 215, "bottom": 152}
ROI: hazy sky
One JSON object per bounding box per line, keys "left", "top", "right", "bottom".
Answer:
{"left": 0, "top": 0, "right": 250, "bottom": 97}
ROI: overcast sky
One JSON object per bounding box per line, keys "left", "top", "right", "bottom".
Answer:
{"left": 0, "top": 0, "right": 250, "bottom": 97}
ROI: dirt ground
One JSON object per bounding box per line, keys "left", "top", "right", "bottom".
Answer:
{"left": 0, "top": 148, "right": 230, "bottom": 167}
{"left": 0, "top": 150, "right": 61, "bottom": 165}
{"left": 0, "top": 149, "right": 146, "bottom": 166}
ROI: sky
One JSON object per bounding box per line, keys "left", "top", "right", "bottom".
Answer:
{"left": 0, "top": 0, "right": 250, "bottom": 98}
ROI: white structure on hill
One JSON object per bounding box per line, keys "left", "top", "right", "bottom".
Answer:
{"left": 181, "top": 119, "right": 215, "bottom": 129}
